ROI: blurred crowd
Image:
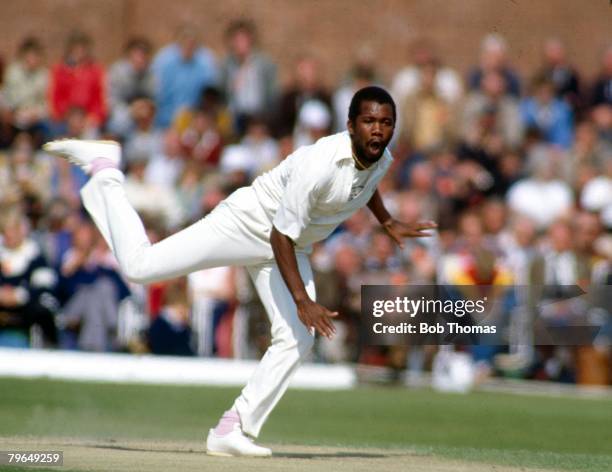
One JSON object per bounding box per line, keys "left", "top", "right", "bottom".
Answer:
{"left": 0, "top": 20, "right": 610, "bottom": 384}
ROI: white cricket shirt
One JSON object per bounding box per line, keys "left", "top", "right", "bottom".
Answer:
{"left": 250, "top": 131, "right": 393, "bottom": 250}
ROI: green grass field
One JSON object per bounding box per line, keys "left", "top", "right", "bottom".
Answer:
{"left": 0, "top": 377, "right": 610, "bottom": 471}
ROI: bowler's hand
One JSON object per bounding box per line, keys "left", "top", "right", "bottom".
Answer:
{"left": 383, "top": 219, "right": 437, "bottom": 248}
{"left": 296, "top": 299, "right": 338, "bottom": 339}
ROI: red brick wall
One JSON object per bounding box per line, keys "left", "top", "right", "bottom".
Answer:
{"left": 1, "top": 0, "right": 610, "bottom": 87}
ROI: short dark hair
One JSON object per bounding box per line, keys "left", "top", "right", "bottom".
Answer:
{"left": 125, "top": 37, "right": 152, "bottom": 55}
{"left": 348, "top": 86, "right": 396, "bottom": 123}
{"left": 17, "top": 37, "right": 43, "bottom": 56}
{"left": 225, "top": 19, "right": 256, "bottom": 41}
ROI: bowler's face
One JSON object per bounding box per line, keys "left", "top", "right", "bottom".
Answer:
{"left": 348, "top": 101, "right": 395, "bottom": 164}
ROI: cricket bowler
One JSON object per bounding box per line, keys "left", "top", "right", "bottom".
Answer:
{"left": 43, "top": 86, "right": 435, "bottom": 457}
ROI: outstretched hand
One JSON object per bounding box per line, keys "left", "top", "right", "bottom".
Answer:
{"left": 296, "top": 299, "right": 338, "bottom": 339}
{"left": 383, "top": 219, "right": 437, "bottom": 248}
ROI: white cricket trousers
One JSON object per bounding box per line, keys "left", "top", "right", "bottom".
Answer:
{"left": 81, "top": 169, "right": 316, "bottom": 437}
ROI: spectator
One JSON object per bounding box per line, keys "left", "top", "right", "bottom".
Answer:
{"left": 333, "top": 63, "right": 376, "bottom": 133}
{"left": 123, "top": 97, "right": 164, "bottom": 164}
{"left": 149, "top": 277, "right": 194, "bottom": 356}
{"left": 590, "top": 44, "right": 612, "bottom": 107}
{"left": 220, "top": 19, "right": 278, "bottom": 135}
{"left": 0, "top": 132, "right": 53, "bottom": 207}
{"left": 521, "top": 74, "right": 574, "bottom": 150}
{"left": 152, "top": 24, "right": 218, "bottom": 128}
{"left": 123, "top": 157, "right": 186, "bottom": 230}
{"left": 0, "top": 206, "right": 58, "bottom": 347}
{"left": 590, "top": 97, "right": 612, "bottom": 147}
{"left": 176, "top": 161, "right": 206, "bottom": 223}
{"left": 35, "top": 197, "right": 77, "bottom": 268}
{"left": 461, "top": 70, "right": 524, "bottom": 150}
{"left": 107, "top": 37, "right": 156, "bottom": 138}
{"left": 58, "top": 221, "right": 129, "bottom": 351}
{"left": 188, "top": 267, "right": 237, "bottom": 357}
{"left": 391, "top": 38, "right": 463, "bottom": 120}
{"left": 467, "top": 33, "right": 521, "bottom": 97}
{"left": 325, "top": 208, "right": 375, "bottom": 256}
{"left": 507, "top": 145, "right": 573, "bottom": 229}
{"left": 218, "top": 144, "right": 255, "bottom": 190}
{"left": 293, "top": 99, "right": 332, "bottom": 148}
{"left": 180, "top": 108, "right": 223, "bottom": 167}
{"left": 2, "top": 37, "right": 48, "bottom": 138}
{"left": 49, "top": 31, "right": 106, "bottom": 133}
{"left": 564, "top": 120, "right": 611, "bottom": 191}
{"left": 240, "top": 116, "right": 280, "bottom": 176}
{"left": 275, "top": 55, "right": 332, "bottom": 138}
{"left": 398, "top": 60, "right": 458, "bottom": 153}
{"left": 580, "top": 157, "right": 612, "bottom": 229}
{"left": 144, "top": 129, "right": 185, "bottom": 189}
{"left": 537, "top": 38, "right": 581, "bottom": 111}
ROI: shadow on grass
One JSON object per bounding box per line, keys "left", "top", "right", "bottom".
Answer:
{"left": 92, "top": 444, "right": 397, "bottom": 459}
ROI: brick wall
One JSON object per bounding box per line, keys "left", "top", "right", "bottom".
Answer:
{"left": 1, "top": 0, "right": 610, "bottom": 87}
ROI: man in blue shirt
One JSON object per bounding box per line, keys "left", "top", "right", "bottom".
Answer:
{"left": 152, "top": 25, "right": 218, "bottom": 128}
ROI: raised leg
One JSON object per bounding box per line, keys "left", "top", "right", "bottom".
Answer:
{"left": 81, "top": 169, "right": 272, "bottom": 284}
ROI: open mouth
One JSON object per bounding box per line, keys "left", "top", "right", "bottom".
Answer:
{"left": 368, "top": 140, "right": 382, "bottom": 152}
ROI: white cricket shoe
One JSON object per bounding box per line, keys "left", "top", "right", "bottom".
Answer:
{"left": 206, "top": 424, "right": 272, "bottom": 457}
{"left": 42, "top": 139, "right": 121, "bottom": 174}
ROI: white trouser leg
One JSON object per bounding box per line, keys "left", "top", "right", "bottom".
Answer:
{"left": 232, "top": 254, "right": 316, "bottom": 438}
{"left": 80, "top": 169, "right": 272, "bottom": 284}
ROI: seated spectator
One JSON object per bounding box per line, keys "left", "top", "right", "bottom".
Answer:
{"left": 398, "top": 60, "right": 458, "bottom": 153}
{"left": 144, "top": 129, "right": 185, "bottom": 189}
{"left": 590, "top": 44, "right": 612, "bottom": 107}
{"left": 2, "top": 37, "right": 48, "bottom": 140}
{"left": 152, "top": 24, "right": 218, "bottom": 128}
{"left": 123, "top": 158, "right": 185, "bottom": 230}
{"left": 275, "top": 55, "right": 332, "bottom": 138}
{"left": 564, "top": 120, "right": 611, "bottom": 191}
{"left": 123, "top": 97, "right": 164, "bottom": 164}
{"left": 149, "top": 277, "right": 194, "bottom": 356}
{"left": 176, "top": 161, "right": 206, "bottom": 224}
{"left": 188, "top": 266, "right": 237, "bottom": 357}
{"left": 507, "top": 145, "right": 573, "bottom": 229}
{"left": 49, "top": 31, "right": 106, "bottom": 134}
{"left": 293, "top": 99, "right": 332, "bottom": 148}
{"left": 0, "top": 132, "right": 53, "bottom": 207}
{"left": 35, "top": 197, "right": 77, "bottom": 268}
{"left": 461, "top": 70, "right": 523, "bottom": 150}
{"left": 521, "top": 74, "right": 574, "bottom": 150}
{"left": 333, "top": 63, "right": 376, "bottom": 133}
{"left": 391, "top": 38, "right": 463, "bottom": 123}
{"left": 537, "top": 38, "right": 581, "bottom": 111}
{"left": 325, "top": 208, "right": 374, "bottom": 257}
{"left": 58, "top": 221, "right": 129, "bottom": 351}
{"left": 180, "top": 108, "right": 223, "bottom": 167}
{"left": 48, "top": 107, "right": 94, "bottom": 206}
{"left": 240, "top": 115, "right": 279, "bottom": 176}
{"left": 364, "top": 228, "right": 403, "bottom": 273}
{"left": 219, "top": 144, "right": 255, "bottom": 191}
{"left": 107, "top": 37, "right": 155, "bottom": 138}
{"left": 0, "top": 206, "right": 58, "bottom": 347}
{"left": 580, "top": 158, "right": 612, "bottom": 229}
{"left": 220, "top": 19, "right": 278, "bottom": 136}
{"left": 314, "top": 243, "right": 364, "bottom": 363}
{"left": 467, "top": 33, "right": 521, "bottom": 97}
{"left": 590, "top": 99, "right": 612, "bottom": 147}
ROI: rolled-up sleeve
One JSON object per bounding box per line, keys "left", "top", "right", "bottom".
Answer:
{"left": 273, "top": 156, "right": 328, "bottom": 242}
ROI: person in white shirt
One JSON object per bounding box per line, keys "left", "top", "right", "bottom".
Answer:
{"left": 43, "top": 86, "right": 435, "bottom": 457}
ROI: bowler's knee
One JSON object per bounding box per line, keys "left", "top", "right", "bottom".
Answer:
{"left": 272, "top": 325, "right": 314, "bottom": 359}
{"left": 121, "top": 252, "right": 156, "bottom": 285}
{"left": 294, "top": 329, "right": 315, "bottom": 357}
